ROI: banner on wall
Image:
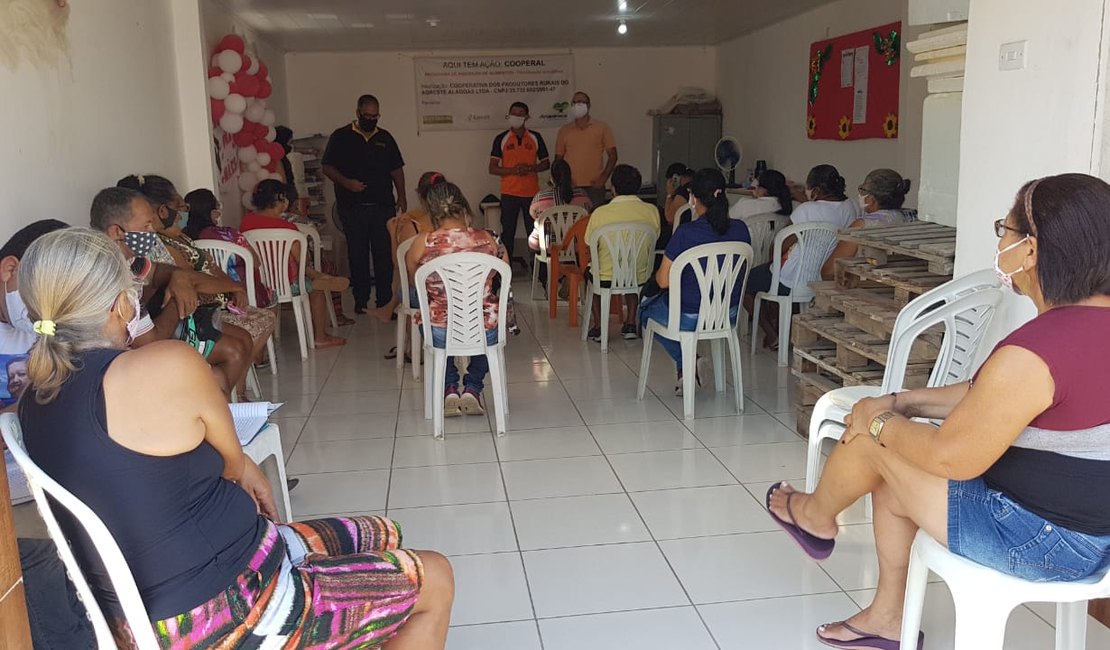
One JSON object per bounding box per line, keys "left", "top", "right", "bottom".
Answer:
{"left": 806, "top": 22, "right": 901, "bottom": 141}
{"left": 414, "top": 55, "right": 575, "bottom": 132}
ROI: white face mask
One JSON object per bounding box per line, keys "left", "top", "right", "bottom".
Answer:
{"left": 993, "top": 235, "right": 1030, "bottom": 294}
{"left": 4, "top": 282, "right": 33, "bottom": 333}
{"left": 571, "top": 102, "right": 589, "bottom": 119}
{"left": 858, "top": 194, "right": 870, "bottom": 211}
{"left": 122, "top": 290, "right": 143, "bottom": 345}
{"left": 507, "top": 115, "right": 526, "bottom": 129}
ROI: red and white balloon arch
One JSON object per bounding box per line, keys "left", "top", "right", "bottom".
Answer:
{"left": 208, "top": 34, "right": 284, "bottom": 209}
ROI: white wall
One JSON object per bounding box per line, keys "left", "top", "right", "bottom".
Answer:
{"left": 0, "top": 0, "right": 185, "bottom": 240}
{"left": 716, "top": 0, "right": 926, "bottom": 205}
{"left": 283, "top": 47, "right": 716, "bottom": 209}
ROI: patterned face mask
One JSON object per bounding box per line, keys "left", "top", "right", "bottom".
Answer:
{"left": 123, "top": 231, "right": 159, "bottom": 257}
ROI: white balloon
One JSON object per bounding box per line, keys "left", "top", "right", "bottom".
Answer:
{"left": 245, "top": 101, "right": 266, "bottom": 123}
{"left": 237, "top": 145, "right": 258, "bottom": 164}
{"left": 211, "top": 53, "right": 221, "bottom": 67}
{"left": 248, "top": 161, "right": 261, "bottom": 173}
{"left": 237, "top": 171, "right": 258, "bottom": 192}
{"left": 217, "top": 49, "right": 243, "bottom": 74}
{"left": 219, "top": 112, "right": 244, "bottom": 134}
{"left": 265, "top": 126, "right": 277, "bottom": 142}
{"left": 261, "top": 109, "right": 276, "bottom": 126}
{"left": 207, "top": 76, "right": 230, "bottom": 100}
{"left": 257, "top": 152, "right": 271, "bottom": 167}
{"left": 246, "top": 51, "right": 260, "bottom": 75}
{"left": 221, "top": 72, "right": 235, "bottom": 83}
{"left": 242, "top": 192, "right": 254, "bottom": 209}
{"left": 224, "top": 93, "right": 247, "bottom": 114}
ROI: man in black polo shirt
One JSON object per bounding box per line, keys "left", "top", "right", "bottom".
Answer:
{"left": 322, "top": 94, "right": 407, "bottom": 313}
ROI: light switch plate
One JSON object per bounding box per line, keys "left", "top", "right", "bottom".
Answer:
{"left": 999, "top": 41, "right": 1027, "bottom": 71}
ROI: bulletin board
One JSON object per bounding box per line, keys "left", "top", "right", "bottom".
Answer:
{"left": 806, "top": 22, "right": 901, "bottom": 141}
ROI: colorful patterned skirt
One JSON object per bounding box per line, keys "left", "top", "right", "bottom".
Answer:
{"left": 114, "top": 516, "right": 423, "bottom": 649}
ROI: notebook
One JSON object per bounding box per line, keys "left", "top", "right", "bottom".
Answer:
{"left": 229, "top": 401, "right": 284, "bottom": 446}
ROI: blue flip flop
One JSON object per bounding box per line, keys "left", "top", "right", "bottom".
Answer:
{"left": 816, "top": 621, "right": 924, "bottom": 650}
{"left": 765, "top": 482, "right": 835, "bottom": 561}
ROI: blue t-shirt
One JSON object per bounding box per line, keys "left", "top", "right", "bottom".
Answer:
{"left": 664, "top": 217, "right": 752, "bottom": 313}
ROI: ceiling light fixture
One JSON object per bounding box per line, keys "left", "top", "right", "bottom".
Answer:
{"left": 427, "top": 17, "right": 440, "bottom": 28}
{"left": 350, "top": 22, "right": 375, "bottom": 28}
{"left": 617, "top": 20, "right": 628, "bottom": 35}
{"left": 618, "top": 0, "right": 628, "bottom": 10}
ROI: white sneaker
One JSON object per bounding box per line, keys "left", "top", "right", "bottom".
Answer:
{"left": 459, "top": 390, "right": 485, "bottom": 415}
{"left": 444, "top": 390, "right": 462, "bottom": 417}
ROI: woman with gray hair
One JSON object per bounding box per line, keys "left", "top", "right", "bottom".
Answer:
{"left": 821, "top": 169, "right": 918, "bottom": 278}
{"left": 18, "top": 228, "right": 453, "bottom": 649}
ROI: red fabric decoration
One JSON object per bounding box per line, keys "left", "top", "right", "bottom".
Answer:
{"left": 217, "top": 34, "right": 246, "bottom": 54}
{"left": 210, "top": 98, "right": 226, "bottom": 122}
{"left": 256, "top": 80, "right": 272, "bottom": 99}
{"left": 807, "top": 21, "right": 901, "bottom": 141}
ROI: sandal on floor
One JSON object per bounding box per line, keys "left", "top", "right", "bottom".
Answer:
{"left": 765, "top": 482, "right": 835, "bottom": 561}
{"left": 384, "top": 346, "right": 398, "bottom": 360}
{"left": 816, "top": 621, "right": 923, "bottom": 650}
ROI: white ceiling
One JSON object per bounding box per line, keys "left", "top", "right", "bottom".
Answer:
{"left": 221, "top": 0, "right": 830, "bottom": 52}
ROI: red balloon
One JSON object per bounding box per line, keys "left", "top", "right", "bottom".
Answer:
{"left": 256, "top": 80, "right": 272, "bottom": 99}
{"left": 208, "top": 66, "right": 222, "bottom": 78}
{"left": 265, "top": 160, "right": 279, "bottom": 173}
{"left": 237, "top": 74, "right": 260, "bottom": 97}
{"left": 257, "top": 62, "right": 268, "bottom": 78}
{"left": 241, "top": 120, "right": 259, "bottom": 138}
{"left": 240, "top": 54, "right": 252, "bottom": 73}
{"left": 217, "top": 34, "right": 246, "bottom": 54}
{"left": 210, "top": 98, "right": 226, "bottom": 121}
{"left": 233, "top": 130, "right": 255, "bottom": 147}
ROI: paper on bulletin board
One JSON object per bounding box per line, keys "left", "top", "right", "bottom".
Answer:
{"left": 853, "top": 46, "right": 869, "bottom": 124}
{"left": 841, "top": 50, "right": 854, "bottom": 88}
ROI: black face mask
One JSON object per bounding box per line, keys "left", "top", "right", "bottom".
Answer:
{"left": 358, "top": 117, "right": 378, "bottom": 132}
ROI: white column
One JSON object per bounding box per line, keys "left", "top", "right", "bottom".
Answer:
{"left": 169, "top": 0, "right": 218, "bottom": 192}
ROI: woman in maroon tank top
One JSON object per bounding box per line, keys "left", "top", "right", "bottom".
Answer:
{"left": 765, "top": 174, "right": 1110, "bottom": 648}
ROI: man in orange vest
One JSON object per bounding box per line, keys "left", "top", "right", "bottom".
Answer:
{"left": 489, "top": 101, "right": 551, "bottom": 262}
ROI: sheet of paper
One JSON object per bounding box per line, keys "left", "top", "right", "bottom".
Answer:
{"left": 853, "top": 45, "right": 870, "bottom": 124}
{"left": 6, "top": 450, "right": 31, "bottom": 505}
{"left": 840, "top": 49, "right": 855, "bottom": 88}
{"left": 229, "top": 401, "right": 283, "bottom": 446}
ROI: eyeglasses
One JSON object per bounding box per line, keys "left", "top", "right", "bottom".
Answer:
{"left": 993, "top": 219, "right": 1027, "bottom": 238}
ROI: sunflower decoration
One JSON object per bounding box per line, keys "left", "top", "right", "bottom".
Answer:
{"left": 808, "top": 43, "right": 833, "bottom": 105}
{"left": 873, "top": 30, "right": 900, "bottom": 66}
{"left": 883, "top": 113, "right": 899, "bottom": 138}
{"left": 838, "top": 116, "right": 852, "bottom": 140}
{"left": 806, "top": 115, "right": 817, "bottom": 137}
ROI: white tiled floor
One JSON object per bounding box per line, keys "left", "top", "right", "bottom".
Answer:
{"left": 263, "top": 280, "right": 1110, "bottom": 649}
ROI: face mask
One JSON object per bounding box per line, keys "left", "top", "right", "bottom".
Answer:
{"left": 174, "top": 210, "right": 189, "bottom": 230}
{"left": 212, "top": 209, "right": 222, "bottom": 226}
{"left": 4, "top": 282, "right": 33, "bottom": 333}
{"left": 571, "top": 102, "right": 589, "bottom": 119}
{"left": 123, "top": 231, "right": 160, "bottom": 258}
{"left": 993, "top": 235, "right": 1030, "bottom": 294}
{"left": 507, "top": 115, "right": 526, "bottom": 129}
{"left": 357, "top": 117, "right": 378, "bottom": 132}
{"left": 123, "top": 290, "right": 143, "bottom": 345}
{"left": 858, "top": 194, "right": 870, "bottom": 211}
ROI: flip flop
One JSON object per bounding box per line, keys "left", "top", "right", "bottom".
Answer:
{"left": 816, "top": 621, "right": 924, "bottom": 650}
{"left": 765, "top": 482, "right": 835, "bottom": 561}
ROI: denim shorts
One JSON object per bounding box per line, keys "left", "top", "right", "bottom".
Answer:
{"left": 948, "top": 478, "right": 1110, "bottom": 582}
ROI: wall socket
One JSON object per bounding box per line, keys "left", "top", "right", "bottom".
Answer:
{"left": 999, "top": 41, "right": 1027, "bottom": 71}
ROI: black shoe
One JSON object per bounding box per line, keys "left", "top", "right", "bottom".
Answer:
{"left": 587, "top": 327, "right": 601, "bottom": 342}
{"left": 354, "top": 305, "right": 368, "bottom": 315}
{"left": 286, "top": 478, "right": 300, "bottom": 491}
{"left": 621, "top": 324, "right": 638, "bottom": 340}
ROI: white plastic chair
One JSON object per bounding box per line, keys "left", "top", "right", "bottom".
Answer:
{"left": 0, "top": 413, "right": 160, "bottom": 650}
{"left": 671, "top": 203, "right": 693, "bottom": 235}
{"left": 395, "top": 236, "right": 422, "bottom": 380}
{"left": 751, "top": 222, "right": 840, "bottom": 366}
{"left": 743, "top": 212, "right": 785, "bottom": 268}
{"left": 294, "top": 222, "right": 339, "bottom": 330}
{"left": 243, "top": 229, "right": 315, "bottom": 359}
{"left": 415, "top": 252, "right": 511, "bottom": 439}
{"left": 901, "top": 528, "right": 1110, "bottom": 649}
{"left": 241, "top": 422, "right": 293, "bottom": 523}
{"left": 580, "top": 222, "right": 658, "bottom": 352}
{"left": 531, "top": 205, "right": 588, "bottom": 300}
{"left": 194, "top": 238, "right": 278, "bottom": 380}
{"left": 637, "top": 241, "right": 754, "bottom": 421}
{"left": 804, "top": 270, "right": 1002, "bottom": 493}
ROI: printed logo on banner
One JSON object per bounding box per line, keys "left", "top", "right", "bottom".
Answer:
{"left": 415, "top": 55, "right": 575, "bottom": 132}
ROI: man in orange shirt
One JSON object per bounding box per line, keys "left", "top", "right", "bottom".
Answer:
{"left": 489, "top": 101, "right": 550, "bottom": 262}
{"left": 555, "top": 91, "right": 618, "bottom": 209}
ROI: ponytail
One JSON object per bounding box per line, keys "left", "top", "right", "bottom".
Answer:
{"left": 691, "top": 168, "right": 731, "bottom": 235}
{"left": 19, "top": 229, "right": 131, "bottom": 404}
{"left": 757, "top": 169, "right": 794, "bottom": 217}
{"left": 550, "top": 159, "right": 573, "bottom": 205}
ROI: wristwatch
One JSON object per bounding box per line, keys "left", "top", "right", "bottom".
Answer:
{"left": 868, "top": 412, "right": 897, "bottom": 446}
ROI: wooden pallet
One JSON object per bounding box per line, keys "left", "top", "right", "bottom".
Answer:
{"left": 836, "top": 257, "right": 952, "bottom": 303}
{"left": 838, "top": 222, "right": 957, "bottom": 275}
{"left": 792, "top": 313, "right": 938, "bottom": 368}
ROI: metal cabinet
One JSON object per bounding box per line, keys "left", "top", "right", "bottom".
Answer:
{"left": 652, "top": 114, "right": 721, "bottom": 206}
